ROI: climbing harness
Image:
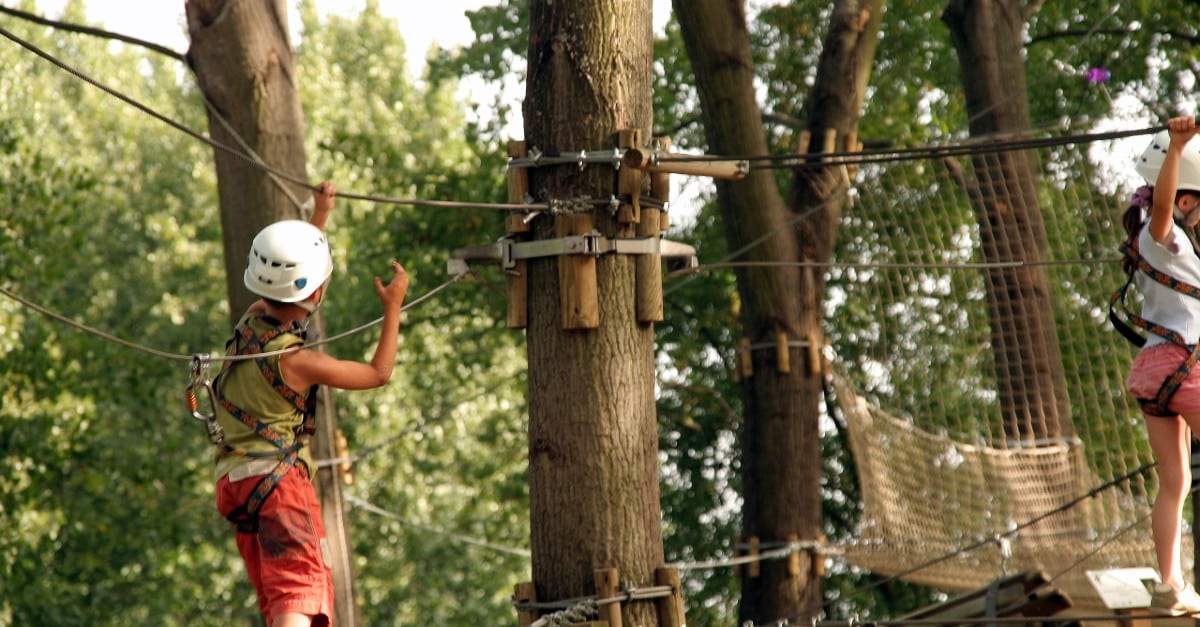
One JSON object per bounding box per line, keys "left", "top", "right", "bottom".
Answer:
{"left": 1110, "top": 234, "right": 1200, "bottom": 417}
{"left": 186, "top": 316, "right": 318, "bottom": 533}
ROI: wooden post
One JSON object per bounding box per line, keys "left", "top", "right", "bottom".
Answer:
{"left": 557, "top": 213, "right": 600, "bottom": 330}
{"left": 311, "top": 381, "right": 359, "bottom": 625}
{"left": 515, "top": 581, "right": 538, "bottom": 627}
{"left": 507, "top": 140, "right": 530, "bottom": 330}
{"left": 806, "top": 331, "right": 823, "bottom": 377}
{"left": 655, "top": 566, "right": 686, "bottom": 627}
{"left": 1114, "top": 608, "right": 1151, "bottom": 627}
{"left": 737, "top": 337, "right": 754, "bottom": 379}
{"left": 813, "top": 542, "right": 827, "bottom": 577}
{"left": 795, "top": 129, "right": 812, "bottom": 155}
{"left": 333, "top": 427, "right": 353, "bottom": 485}
{"left": 617, "top": 129, "right": 643, "bottom": 225}
{"left": 649, "top": 138, "right": 672, "bottom": 235}
{"left": 747, "top": 536, "right": 761, "bottom": 579}
{"left": 622, "top": 147, "right": 746, "bottom": 179}
{"left": 822, "top": 127, "right": 838, "bottom": 160}
{"left": 595, "top": 568, "right": 623, "bottom": 627}
{"left": 775, "top": 331, "right": 790, "bottom": 374}
{"left": 787, "top": 533, "right": 801, "bottom": 576}
{"left": 635, "top": 136, "right": 666, "bottom": 323}
{"left": 844, "top": 128, "right": 860, "bottom": 180}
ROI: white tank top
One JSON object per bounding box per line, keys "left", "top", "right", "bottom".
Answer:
{"left": 1137, "top": 223, "right": 1200, "bottom": 347}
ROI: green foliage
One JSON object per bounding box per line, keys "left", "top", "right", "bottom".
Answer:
{"left": 5, "top": 0, "right": 1196, "bottom": 624}
{"left": 1, "top": 2, "right": 234, "bottom": 624}
{"left": 296, "top": 4, "right": 530, "bottom": 624}
{"left": 1, "top": 1, "right": 527, "bottom": 624}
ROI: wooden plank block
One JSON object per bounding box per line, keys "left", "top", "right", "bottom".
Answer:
{"left": 506, "top": 140, "right": 530, "bottom": 329}
{"left": 617, "top": 129, "right": 643, "bottom": 224}
{"left": 557, "top": 213, "right": 599, "bottom": 330}
{"left": 635, "top": 205, "right": 664, "bottom": 323}
{"left": 655, "top": 566, "right": 685, "bottom": 627}
{"left": 595, "top": 568, "right": 622, "bottom": 627}
{"left": 515, "top": 581, "right": 538, "bottom": 626}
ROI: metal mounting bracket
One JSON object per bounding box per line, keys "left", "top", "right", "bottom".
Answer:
{"left": 449, "top": 231, "right": 697, "bottom": 274}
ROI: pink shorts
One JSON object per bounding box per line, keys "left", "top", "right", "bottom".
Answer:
{"left": 1127, "top": 343, "right": 1200, "bottom": 416}
{"left": 216, "top": 465, "right": 333, "bottom": 626}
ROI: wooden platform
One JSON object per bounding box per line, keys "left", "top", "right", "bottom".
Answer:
{"left": 897, "top": 570, "right": 1076, "bottom": 626}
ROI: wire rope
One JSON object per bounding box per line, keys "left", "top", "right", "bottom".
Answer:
{"left": 0, "top": 23, "right": 539, "bottom": 212}
{"left": 0, "top": 271, "right": 468, "bottom": 363}
{"left": 345, "top": 494, "right": 532, "bottom": 558}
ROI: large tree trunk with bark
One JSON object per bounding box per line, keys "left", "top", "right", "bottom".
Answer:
{"left": 523, "top": 1, "right": 665, "bottom": 625}
{"left": 675, "top": 1, "right": 806, "bottom": 623}
{"left": 186, "top": 2, "right": 359, "bottom": 625}
{"left": 676, "top": 0, "right": 883, "bottom": 622}
{"left": 942, "top": 0, "right": 1073, "bottom": 443}
{"left": 185, "top": 0, "right": 309, "bottom": 320}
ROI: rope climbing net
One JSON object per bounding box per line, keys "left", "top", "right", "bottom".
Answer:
{"left": 821, "top": 124, "right": 1169, "bottom": 609}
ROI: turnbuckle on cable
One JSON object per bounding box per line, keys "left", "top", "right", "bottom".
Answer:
{"left": 185, "top": 354, "right": 225, "bottom": 446}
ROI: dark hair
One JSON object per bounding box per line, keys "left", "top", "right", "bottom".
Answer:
{"left": 1122, "top": 188, "right": 1200, "bottom": 274}
{"left": 1121, "top": 204, "right": 1143, "bottom": 276}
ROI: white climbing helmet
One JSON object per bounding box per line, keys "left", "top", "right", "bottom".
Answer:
{"left": 1136, "top": 129, "right": 1200, "bottom": 193}
{"left": 243, "top": 220, "right": 333, "bottom": 303}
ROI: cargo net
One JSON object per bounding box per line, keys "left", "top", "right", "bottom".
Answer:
{"left": 824, "top": 123, "right": 1182, "bottom": 610}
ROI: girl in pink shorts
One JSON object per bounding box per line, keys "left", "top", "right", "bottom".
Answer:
{"left": 1122, "top": 117, "right": 1200, "bottom": 616}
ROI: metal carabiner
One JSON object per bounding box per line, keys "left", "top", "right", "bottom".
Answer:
{"left": 186, "top": 354, "right": 224, "bottom": 445}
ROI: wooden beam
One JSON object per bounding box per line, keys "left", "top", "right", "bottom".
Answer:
{"left": 506, "top": 140, "right": 530, "bottom": 330}
{"left": 557, "top": 213, "right": 600, "bottom": 330}
{"left": 595, "top": 568, "right": 622, "bottom": 627}
{"left": 623, "top": 147, "right": 747, "bottom": 180}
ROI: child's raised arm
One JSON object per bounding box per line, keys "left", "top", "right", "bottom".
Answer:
{"left": 280, "top": 261, "right": 409, "bottom": 392}
{"left": 309, "top": 181, "right": 336, "bottom": 232}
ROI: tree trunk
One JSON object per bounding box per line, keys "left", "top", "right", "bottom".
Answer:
{"left": 942, "top": 0, "right": 1073, "bottom": 443}
{"left": 676, "top": 0, "right": 883, "bottom": 621}
{"left": 523, "top": 1, "right": 664, "bottom": 625}
{"left": 674, "top": 1, "right": 807, "bottom": 623}
{"left": 185, "top": 2, "right": 359, "bottom": 625}
{"left": 185, "top": 0, "right": 309, "bottom": 321}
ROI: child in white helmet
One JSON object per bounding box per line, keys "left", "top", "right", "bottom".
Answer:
{"left": 1123, "top": 117, "right": 1200, "bottom": 616}
{"left": 213, "top": 181, "right": 408, "bottom": 627}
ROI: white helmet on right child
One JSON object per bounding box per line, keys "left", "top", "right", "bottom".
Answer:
{"left": 243, "top": 220, "right": 333, "bottom": 303}
{"left": 1136, "top": 129, "right": 1200, "bottom": 193}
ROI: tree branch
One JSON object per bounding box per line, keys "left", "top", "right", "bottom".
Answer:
{"left": 0, "top": 4, "right": 186, "bottom": 62}
{"left": 1028, "top": 25, "right": 1200, "bottom": 47}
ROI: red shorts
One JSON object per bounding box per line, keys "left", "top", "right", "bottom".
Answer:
{"left": 1127, "top": 342, "right": 1200, "bottom": 416}
{"left": 216, "top": 465, "right": 333, "bottom": 626}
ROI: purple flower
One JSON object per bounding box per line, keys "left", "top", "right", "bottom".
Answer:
{"left": 1086, "top": 67, "right": 1111, "bottom": 83}
{"left": 1131, "top": 185, "right": 1152, "bottom": 209}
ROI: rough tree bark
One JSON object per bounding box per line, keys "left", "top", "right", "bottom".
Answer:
{"left": 676, "top": 0, "right": 883, "bottom": 622}
{"left": 185, "top": 2, "right": 359, "bottom": 625}
{"left": 522, "top": 1, "right": 666, "bottom": 625}
{"left": 942, "top": 0, "right": 1073, "bottom": 442}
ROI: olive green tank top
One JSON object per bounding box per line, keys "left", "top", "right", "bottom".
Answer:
{"left": 212, "top": 314, "right": 315, "bottom": 483}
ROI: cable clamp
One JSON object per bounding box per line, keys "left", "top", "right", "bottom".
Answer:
{"left": 606, "top": 195, "right": 621, "bottom": 216}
